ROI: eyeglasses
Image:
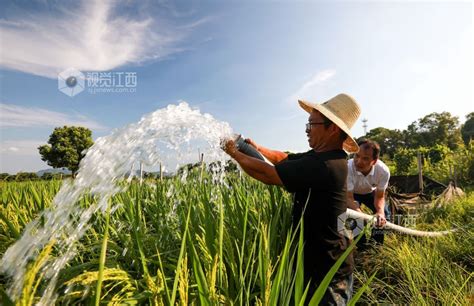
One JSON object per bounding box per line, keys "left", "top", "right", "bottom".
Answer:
{"left": 306, "top": 122, "right": 326, "bottom": 131}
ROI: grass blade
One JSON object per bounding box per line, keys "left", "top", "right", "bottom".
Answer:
{"left": 95, "top": 201, "right": 111, "bottom": 305}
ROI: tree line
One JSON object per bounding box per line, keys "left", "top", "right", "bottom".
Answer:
{"left": 361, "top": 112, "right": 473, "bottom": 186}
{"left": 0, "top": 172, "right": 70, "bottom": 182}
{"left": 1, "top": 112, "right": 473, "bottom": 185}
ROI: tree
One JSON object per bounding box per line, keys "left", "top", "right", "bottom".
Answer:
{"left": 461, "top": 112, "right": 474, "bottom": 146}
{"left": 15, "top": 172, "right": 39, "bottom": 181}
{"left": 393, "top": 147, "right": 417, "bottom": 175}
{"left": 38, "top": 126, "right": 93, "bottom": 177}
{"left": 405, "top": 112, "right": 463, "bottom": 150}
{"left": 42, "top": 172, "right": 64, "bottom": 180}
{"left": 361, "top": 127, "right": 405, "bottom": 159}
{"left": 0, "top": 173, "right": 11, "bottom": 181}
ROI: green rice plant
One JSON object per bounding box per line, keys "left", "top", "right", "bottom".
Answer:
{"left": 95, "top": 200, "right": 111, "bottom": 305}
{"left": 60, "top": 267, "right": 137, "bottom": 304}
{"left": 3, "top": 172, "right": 467, "bottom": 304}
{"left": 1, "top": 173, "right": 366, "bottom": 305}
{"left": 0, "top": 180, "right": 61, "bottom": 254}
{"left": 354, "top": 192, "right": 473, "bottom": 305}
{"left": 18, "top": 240, "right": 56, "bottom": 306}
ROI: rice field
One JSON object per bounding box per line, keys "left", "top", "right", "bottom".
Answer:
{"left": 0, "top": 170, "right": 472, "bottom": 305}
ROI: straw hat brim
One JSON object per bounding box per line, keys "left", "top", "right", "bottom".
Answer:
{"left": 298, "top": 100, "right": 359, "bottom": 153}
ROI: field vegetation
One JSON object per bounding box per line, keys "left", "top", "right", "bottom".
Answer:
{"left": 0, "top": 110, "right": 473, "bottom": 304}
{"left": 0, "top": 170, "right": 472, "bottom": 305}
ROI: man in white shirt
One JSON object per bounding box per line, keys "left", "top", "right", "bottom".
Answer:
{"left": 347, "top": 139, "right": 391, "bottom": 246}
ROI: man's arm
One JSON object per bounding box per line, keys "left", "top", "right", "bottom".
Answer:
{"left": 374, "top": 163, "right": 390, "bottom": 227}
{"left": 347, "top": 191, "right": 361, "bottom": 211}
{"left": 232, "top": 150, "right": 283, "bottom": 185}
{"left": 244, "top": 138, "right": 288, "bottom": 165}
{"left": 374, "top": 189, "right": 386, "bottom": 227}
{"left": 346, "top": 160, "right": 361, "bottom": 211}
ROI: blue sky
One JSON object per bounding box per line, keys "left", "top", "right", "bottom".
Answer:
{"left": 0, "top": 0, "right": 472, "bottom": 174}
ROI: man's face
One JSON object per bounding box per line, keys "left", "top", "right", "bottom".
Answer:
{"left": 306, "top": 111, "right": 330, "bottom": 149}
{"left": 354, "top": 145, "right": 377, "bottom": 174}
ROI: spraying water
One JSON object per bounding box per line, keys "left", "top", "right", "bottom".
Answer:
{"left": 0, "top": 102, "right": 233, "bottom": 304}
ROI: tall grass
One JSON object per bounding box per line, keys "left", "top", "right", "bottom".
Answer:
{"left": 0, "top": 180, "right": 62, "bottom": 254}
{"left": 354, "top": 193, "right": 474, "bottom": 305}
{"left": 0, "top": 172, "right": 354, "bottom": 304}
{"left": 1, "top": 173, "right": 471, "bottom": 304}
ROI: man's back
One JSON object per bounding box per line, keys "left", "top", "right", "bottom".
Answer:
{"left": 275, "top": 149, "right": 353, "bottom": 284}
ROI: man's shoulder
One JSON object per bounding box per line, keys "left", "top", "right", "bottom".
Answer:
{"left": 375, "top": 160, "right": 390, "bottom": 175}
{"left": 290, "top": 149, "right": 346, "bottom": 159}
{"left": 347, "top": 158, "right": 356, "bottom": 172}
{"left": 319, "top": 149, "right": 348, "bottom": 160}
{"left": 286, "top": 150, "right": 347, "bottom": 173}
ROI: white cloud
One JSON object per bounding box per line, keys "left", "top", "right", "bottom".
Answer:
{"left": 0, "top": 0, "right": 199, "bottom": 78}
{"left": 0, "top": 140, "right": 48, "bottom": 173}
{"left": 0, "top": 103, "right": 106, "bottom": 129}
{"left": 0, "top": 140, "right": 43, "bottom": 155}
{"left": 287, "top": 69, "right": 337, "bottom": 104}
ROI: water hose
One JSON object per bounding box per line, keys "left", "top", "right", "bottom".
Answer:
{"left": 346, "top": 208, "right": 454, "bottom": 237}
{"left": 234, "top": 134, "right": 266, "bottom": 161}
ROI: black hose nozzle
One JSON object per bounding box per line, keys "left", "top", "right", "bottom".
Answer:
{"left": 234, "top": 134, "right": 265, "bottom": 161}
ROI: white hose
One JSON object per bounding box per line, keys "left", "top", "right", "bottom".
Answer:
{"left": 346, "top": 209, "right": 455, "bottom": 237}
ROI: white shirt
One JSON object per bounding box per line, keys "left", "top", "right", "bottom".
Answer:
{"left": 347, "top": 159, "right": 390, "bottom": 195}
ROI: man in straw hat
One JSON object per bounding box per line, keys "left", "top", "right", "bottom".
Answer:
{"left": 222, "top": 93, "right": 361, "bottom": 304}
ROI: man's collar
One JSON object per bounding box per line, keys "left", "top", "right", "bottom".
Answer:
{"left": 368, "top": 164, "right": 375, "bottom": 176}
{"left": 355, "top": 162, "right": 375, "bottom": 177}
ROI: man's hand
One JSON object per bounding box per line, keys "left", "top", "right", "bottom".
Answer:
{"left": 375, "top": 212, "right": 387, "bottom": 228}
{"left": 220, "top": 138, "right": 238, "bottom": 158}
{"left": 373, "top": 190, "right": 387, "bottom": 227}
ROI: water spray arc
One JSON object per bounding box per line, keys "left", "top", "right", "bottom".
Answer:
{"left": 0, "top": 103, "right": 233, "bottom": 304}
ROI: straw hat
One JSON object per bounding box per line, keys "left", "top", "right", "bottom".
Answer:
{"left": 298, "top": 93, "right": 361, "bottom": 153}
